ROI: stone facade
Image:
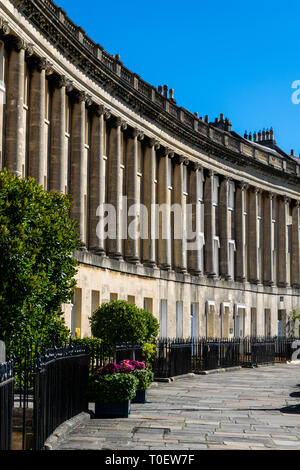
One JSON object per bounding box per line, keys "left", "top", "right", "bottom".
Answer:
{"left": 0, "top": 0, "right": 300, "bottom": 338}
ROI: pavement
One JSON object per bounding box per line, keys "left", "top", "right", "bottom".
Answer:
{"left": 51, "top": 363, "right": 300, "bottom": 450}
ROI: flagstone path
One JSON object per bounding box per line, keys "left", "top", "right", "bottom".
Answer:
{"left": 52, "top": 363, "right": 300, "bottom": 450}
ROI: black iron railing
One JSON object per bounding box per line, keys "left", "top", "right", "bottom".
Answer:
{"left": 103, "top": 337, "right": 297, "bottom": 378}
{"left": 0, "top": 360, "right": 14, "bottom": 450}
{"left": 33, "top": 343, "right": 90, "bottom": 450}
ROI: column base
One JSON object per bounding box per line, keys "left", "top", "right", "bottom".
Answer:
{"left": 108, "top": 252, "right": 123, "bottom": 260}
{"left": 174, "top": 267, "right": 187, "bottom": 274}
{"left": 278, "top": 282, "right": 288, "bottom": 288}
{"left": 249, "top": 278, "right": 259, "bottom": 285}
{"left": 206, "top": 272, "right": 216, "bottom": 279}
{"left": 263, "top": 280, "right": 274, "bottom": 287}
{"left": 159, "top": 263, "right": 171, "bottom": 271}
{"left": 235, "top": 276, "right": 246, "bottom": 283}
{"left": 189, "top": 270, "right": 202, "bottom": 276}
{"left": 125, "top": 256, "right": 139, "bottom": 265}
{"left": 142, "top": 260, "right": 156, "bottom": 268}
{"left": 90, "top": 247, "right": 106, "bottom": 255}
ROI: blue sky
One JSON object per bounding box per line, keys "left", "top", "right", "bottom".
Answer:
{"left": 57, "top": 0, "right": 300, "bottom": 156}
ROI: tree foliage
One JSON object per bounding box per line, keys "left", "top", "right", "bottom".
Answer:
{"left": 0, "top": 170, "right": 80, "bottom": 345}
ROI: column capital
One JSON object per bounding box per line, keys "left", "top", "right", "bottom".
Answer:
{"left": 91, "top": 104, "right": 104, "bottom": 117}
{"left": 177, "top": 155, "right": 189, "bottom": 165}
{"left": 147, "top": 137, "right": 160, "bottom": 150}
{"left": 0, "top": 17, "right": 10, "bottom": 36}
{"left": 112, "top": 116, "right": 127, "bottom": 130}
{"left": 74, "top": 90, "right": 93, "bottom": 106}
{"left": 104, "top": 108, "right": 111, "bottom": 120}
{"left": 249, "top": 185, "right": 262, "bottom": 194}
{"left": 52, "top": 74, "right": 69, "bottom": 89}
{"left": 263, "top": 190, "right": 276, "bottom": 200}
{"left": 206, "top": 168, "right": 214, "bottom": 178}
{"left": 31, "top": 56, "right": 53, "bottom": 74}
{"left": 189, "top": 161, "right": 202, "bottom": 172}
{"left": 278, "top": 195, "right": 291, "bottom": 204}
{"left": 237, "top": 181, "right": 249, "bottom": 190}
{"left": 160, "top": 147, "right": 174, "bottom": 158}
{"left": 129, "top": 127, "right": 144, "bottom": 140}
{"left": 9, "top": 36, "right": 27, "bottom": 52}
{"left": 220, "top": 174, "right": 230, "bottom": 184}
{"left": 293, "top": 199, "right": 300, "bottom": 208}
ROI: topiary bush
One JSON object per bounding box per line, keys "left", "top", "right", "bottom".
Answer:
{"left": 89, "top": 300, "right": 159, "bottom": 349}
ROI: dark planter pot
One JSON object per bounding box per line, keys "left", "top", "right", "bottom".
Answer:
{"left": 94, "top": 400, "right": 131, "bottom": 418}
{"left": 132, "top": 389, "right": 147, "bottom": 403}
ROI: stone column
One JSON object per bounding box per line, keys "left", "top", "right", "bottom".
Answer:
{"left": 5, "top": 38, "right": 26, "bottom": 176}
{"left": 88, "top": 104, "right": 107, "bottom": 253}
{"left": 125, "top": 127, "right": 144, "bottom": 263}
{"left": 291, "top": 200, "right": 300, "bottom": 288}
{"left": 278, "top": 196, "right": 290, "bottom": 287}
{"left": 173, "top": 155, "right": 188, "bottom": 272}
{"left": 248, "top": 187, "right": 260, "bottom": 284}
{"left": 235, "top": 182, "right": 247, "bottom": 282}
{"left": 187, "top": 162, "right": 202, "bottom": 275}
{"left": 49, "top": 75, "right": 69, "bottom": 193}
{"left": 27, "top": 58, "right": 49, "bottom": 185}
{"left": 142, "top": 138, "right": 160, "bottom": 267}
{"left": 107, "top": 116, "right": 127, "bottom": 258}
{"left": 204, "top": 169, "right": 215, "bottom": 277}
{"left": 219, "top": 176, "right": 230, "bottom": 279}
{"left": 70, "top": 91, "right": 90, "bottom": 246}
{"left": 157, "top": 148, "right": 174, "bottom": 270}
{"left": 263, "top": 191, "right": 274, "bottom": 286}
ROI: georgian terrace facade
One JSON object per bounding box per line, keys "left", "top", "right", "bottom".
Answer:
{"left": 0, "top": 0, "right": 300, "bottom": 339}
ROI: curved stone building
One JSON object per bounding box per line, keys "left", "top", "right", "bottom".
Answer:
{"left": 1, "top": 0, "right": 300, "bottom": 338}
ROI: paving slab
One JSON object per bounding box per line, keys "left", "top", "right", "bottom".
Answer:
{"left": 51, "top": 363, "right": 300, "bottom": 450}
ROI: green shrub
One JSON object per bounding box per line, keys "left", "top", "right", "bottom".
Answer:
{"left": 88, "top": 372, "right": 138, "bottom": 404}
{"left": 131, "top": 369, "right": 154, "bottom": 391}
{"left": 89, "top": 300, "right": 159, "bottom": 348}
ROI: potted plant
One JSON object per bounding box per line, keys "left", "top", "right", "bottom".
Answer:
{"left": 120, "top": 360, "right": 154, "bottom": 403}
{"left": 88, "top": 362, "right": 138, "bottom": 418}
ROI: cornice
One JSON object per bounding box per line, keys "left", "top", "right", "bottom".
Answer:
{"left": 4, "top": 0, "right": 300, "bottom": 186}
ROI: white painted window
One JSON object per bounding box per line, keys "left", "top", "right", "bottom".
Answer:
{"left": 191, "top": 303, "right": 199, "bottom": 338}
{"left": 228, "top": 181, "right": 235, "bottom": 210}
{"left": 168, "top": 157, "right": 172, "bottom": 189}
{"left": 198, "top": 169, "right": 204, "bottom": 201}
{"left": 213, "top": 236, "right": 220, "bottom": 275}
{"left": 229, "top": 240, "right": 236, "bottom": 279}
{"left": 213, "top": 175, "right": 219, "bottom": 206}
{"left": 199, "top": 232, "right": 205, "bottom": 272}
{"left": 183, "top": 165, "right": 188, "bottom": 194}
{"left": 176, "top": 301, "right": 183, "bottom": 338}
{"left": 160, "top": 299, "right": 168, "bottom": 338}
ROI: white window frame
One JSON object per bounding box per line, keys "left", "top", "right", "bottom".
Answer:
{"left": 176, "top": 301, "right": 183, "bottom": 338}
{"left": 213, "top": 236, "right": 220, "bottom": 275}
{"left": 198, "top": 169, "right": 204, "bottom": 201}
{"left": 229, "top": 239, "right": 236, "bottom": 279}
{"left": 168, "top": 157, "right": 173, "bottom": 190}
{"left": 228, "top": 181, "right": 235, "bottom": 210}
{"left": 213, "top": 175, "right": 219, "bottom": 206}
{"left": 160, "top": 299, "right": 168, "bottom": 338}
